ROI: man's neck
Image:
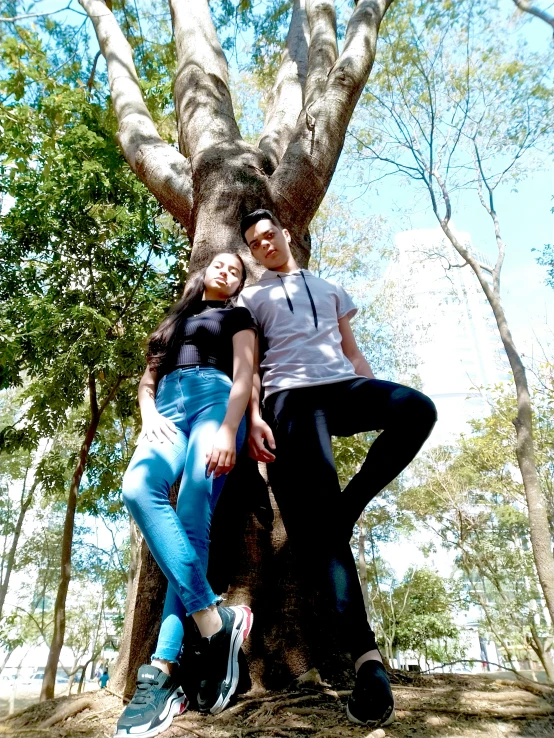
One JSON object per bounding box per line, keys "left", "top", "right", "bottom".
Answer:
{"left": 270, "top": 256, "right": 299, "bottom": 274}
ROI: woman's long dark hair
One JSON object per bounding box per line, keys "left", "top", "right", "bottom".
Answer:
{"left": 146, "top": 252, "right": 247, "bottom": 374}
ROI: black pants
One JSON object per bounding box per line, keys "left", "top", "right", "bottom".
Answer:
{"left": 263, "top": 377, "right": 437, "bottom": 661}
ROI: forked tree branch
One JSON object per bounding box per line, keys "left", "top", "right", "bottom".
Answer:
{"left": 270, "top": 0, "right": 395, "bottom": 234}
{"left": 304, "top": 0, "right": 338, "bottom": 110}
{"left": 258, "top": 0, "right": 310, "bottom": 170}
{"left": 79, "top": 0, "right": 194, "bottom": 233}
{"left": 171, "top": 0, "right": 241, "bottom": 163}
{"left": 512, "top": 0, "right": 554, "bottom": 33}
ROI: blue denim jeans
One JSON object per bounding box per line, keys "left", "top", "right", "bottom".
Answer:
{"left": 122, "top": 366, "right": 246, "bottom": 663}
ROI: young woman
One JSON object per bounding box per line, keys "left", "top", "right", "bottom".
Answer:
{"left": 115, "top": 252, "right": 256, "bottom": 738}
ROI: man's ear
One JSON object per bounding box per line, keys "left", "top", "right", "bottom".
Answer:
{"left": 283, "top": 228, "right": 291, "bottom": 243}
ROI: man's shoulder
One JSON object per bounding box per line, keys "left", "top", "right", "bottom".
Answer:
{"left": 240, "top": 279, "right": 273, "bottom": 301}
{"left": 306, "top": 272, "right": 348, "bottom": 296}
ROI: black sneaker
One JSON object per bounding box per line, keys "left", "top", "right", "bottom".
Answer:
{"left": 114, "top": 665, "right": 188, "bottom": 738}
{"left": 197, "top": 605, "right": 253, "bottom": 715}
{"left": 346, "top": 660, "right": 395, "bottom": 728}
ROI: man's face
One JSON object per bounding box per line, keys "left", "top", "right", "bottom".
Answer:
{"left": 245, "top": 218, "right": 292, "bottom": 271}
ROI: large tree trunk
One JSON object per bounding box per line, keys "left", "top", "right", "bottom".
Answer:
{"left": 113, "top": 458, "right": 351, "bottom": 696}
{"left": 80, "top": 0, "right": 395, "bottom": 693}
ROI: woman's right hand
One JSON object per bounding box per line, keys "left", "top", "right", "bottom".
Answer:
{"left": 139, "top": 409, "right": 178, "bottom": 444}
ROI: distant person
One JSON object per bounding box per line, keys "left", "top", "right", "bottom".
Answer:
{"left": 239, "top": 209, "right": 437, "bottom": 729}
{"left": 99, "top": 670, "right": 110, "bottom": 689}
{"left": 115, "top": 253, "right": 255, "bottom": 738}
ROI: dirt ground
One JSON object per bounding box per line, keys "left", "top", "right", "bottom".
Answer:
{"left": 1, "top": 672, "right": 553, "bottom": 738}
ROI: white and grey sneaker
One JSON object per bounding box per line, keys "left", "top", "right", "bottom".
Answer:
{"left": 114, "top": 664, "right": 187, "bottom": 738}
{"left": 197, "top": 605, "right": 253, "bottom": 715}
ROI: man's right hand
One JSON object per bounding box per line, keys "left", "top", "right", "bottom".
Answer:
{"left": 248, "top": 416, "right": 276, "bottom": 462}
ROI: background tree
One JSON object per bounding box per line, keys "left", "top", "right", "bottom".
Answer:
{"left": 351, "top": 0, "right": 554, "bottom": 627}
{"left": 401, "top": 377, "right": 554, "bottom": 679}
{"left": 0, "top": 16, "right": 185, "bottom": 697}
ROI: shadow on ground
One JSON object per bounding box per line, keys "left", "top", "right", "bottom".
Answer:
{"left": 0, "top": 672, "right": 552, "bottom": 738}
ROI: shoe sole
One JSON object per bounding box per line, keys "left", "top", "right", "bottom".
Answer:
{"left": 346, "top": 702, "right": 396, "bottom": 728}
{"left": 114, "top": 689, "right": 188, "bottom": 738}
{"left": 209, "top": 605, "right": 253, "bottom": 715}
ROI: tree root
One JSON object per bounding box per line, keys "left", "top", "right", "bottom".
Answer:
{"left": 315, "top": 729, "right": 385, "bottom": 738}
{"left": 495, "top": 679, "right": 554, "bottom": 696}
{"left": 241, "top": 727, "right": 318, "bottom": 736}
{"left": 279, "top": 708, "right": 337, "bottom": 716}
{"left": 245, "top": 693, "right": 341, "bottom": 726}
{"left": 398, "top": 705, "right": 553, "bottom": 718}
{"left": 40, "top": 697, "right": 95, "bottom": 728}
{"left": 169, "top": 721, "right": 210, "bottom": 738}
{"left": 105, "top": 687, "right": 126, "bottom": 700}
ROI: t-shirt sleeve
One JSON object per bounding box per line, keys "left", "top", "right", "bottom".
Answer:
{"left": 228, "top": 306, "right": 257, "bottom": 336}
{"left": 237, "top": 292, "right": 259, "bottom": 327}
{"left": 335, "top": 284, "right": 358, "bottom": 320}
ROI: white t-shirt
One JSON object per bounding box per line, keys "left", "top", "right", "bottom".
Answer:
{"left": 238, "top": 269, "right": 359, "bottom": 398}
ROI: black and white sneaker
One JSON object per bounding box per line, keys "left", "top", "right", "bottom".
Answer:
{"left": 114, "top": 665, "right": 188, "bottom": 738}
{"left": 197, "top": 605, "right": 253, "bottom": 715}
{"left": 346, "top": 660, "right": 395, "bottom": 728}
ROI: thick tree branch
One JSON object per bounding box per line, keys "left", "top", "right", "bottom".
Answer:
{"left": 270, "top": 0, "right": 394, "bottom": 234}
{"left": 512, "top": 0, "right": 554, "bottom": 33}
{"left": 171, "top": 0, "right": 241, "bottom": 163}
{"left": 79, "top": 0, "right": 194, "bottom": 233}
{"left": 304, "top": 0, "right": 338, "bottom": 110}
{"left": 258, "top": 0, "right": 310, "bottom": 170}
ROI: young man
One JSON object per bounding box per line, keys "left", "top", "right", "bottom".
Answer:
{"left": 238, "top": 209, "right": 437, "bottom": 728}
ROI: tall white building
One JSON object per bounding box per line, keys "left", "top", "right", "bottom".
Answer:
{"left": 390, "top": 227, "right": 511, "bottom": 444}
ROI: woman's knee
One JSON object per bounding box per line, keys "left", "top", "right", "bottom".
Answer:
{"left": 121, "top": 469, "right": 143, "bottom": 512}
{"left": 121, "top": 464, "right": 167, "bottom": 512}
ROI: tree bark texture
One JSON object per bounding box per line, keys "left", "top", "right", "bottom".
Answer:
{"left": 79, "top": 0, "right": 395, "bottom": 691}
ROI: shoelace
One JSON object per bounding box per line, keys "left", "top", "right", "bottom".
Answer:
{"left": 130, "top": 677, "right": 160, "bottom": 705}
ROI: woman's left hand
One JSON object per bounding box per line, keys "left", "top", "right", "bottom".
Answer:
{"left": 206, "top": 425, "right": 237, "bottom": 479}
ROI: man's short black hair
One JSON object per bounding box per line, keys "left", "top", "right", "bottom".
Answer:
{"left": 240, "top": 209, "right": 283, "bottom": 244}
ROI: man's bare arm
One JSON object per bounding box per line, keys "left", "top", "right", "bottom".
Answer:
{"left": 338, "top": 316, "right": 375, "bottom": 380}
{"left": 248, "top": 336, "right": 276, "bottom": 462}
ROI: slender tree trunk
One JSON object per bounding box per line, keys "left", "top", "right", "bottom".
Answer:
{"left": 529, "top": 623, "right": 554, "bottom": 682}
{"left": 439, "top": 219, "right": 554, "bottom": 627}
{"left": 41, "top": 375, "right": 122, "bottom": 701}
{"left": 40, "top": 412, "right": 100, "bottom": 701}
{"left": 0, "top": 480, "right": 37, "bottom": 621}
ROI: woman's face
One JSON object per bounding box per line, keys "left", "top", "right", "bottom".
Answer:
{"left": 203, "top": 253, "right": 244, "bottom": 300}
